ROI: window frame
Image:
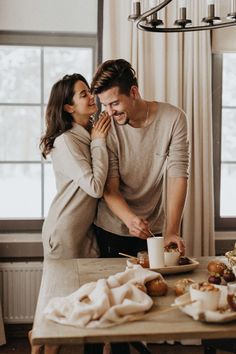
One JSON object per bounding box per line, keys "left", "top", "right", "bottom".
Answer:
{"left": 0, "top": 30, "right": 97, "bottom": 232}
{"left": 212, "top": 53, "right": 236, "bottom": 231}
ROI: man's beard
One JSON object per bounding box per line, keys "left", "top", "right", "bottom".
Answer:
{"left": 112, "top": 112, "right": 129, "bottom": 125}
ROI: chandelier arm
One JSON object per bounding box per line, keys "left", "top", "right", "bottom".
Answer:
{"left": 136, "top": 0, "right": 173, "bottom": 24}
{"left": 138, "top": 20, "right": 236, "bottom": 32}
{"left": 130, "top": 0, "right": 236, "bottom": 32}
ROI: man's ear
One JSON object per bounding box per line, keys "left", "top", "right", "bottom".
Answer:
{"left": 130, "top": 85, "right": 139, "bottom": 99}
{"left": 64, "top": 104, "right": 74, "bottom": 113}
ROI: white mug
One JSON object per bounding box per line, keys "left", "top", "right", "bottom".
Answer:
{"left": 147, "top": 236, "right": 165, "bottom": 268}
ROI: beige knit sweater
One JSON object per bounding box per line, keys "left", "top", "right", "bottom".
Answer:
{"left": 42, "top": 123, "right": 108, "bottom": 259}
{"left": 95, "top": 101, "right": 189, "bottom": 236}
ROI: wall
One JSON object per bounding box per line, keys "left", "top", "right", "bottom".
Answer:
{"left": 0, "top": 0, "right": 97, "bottom": 33}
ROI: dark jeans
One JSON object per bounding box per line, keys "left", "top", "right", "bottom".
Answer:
{"left": 94, "top": 225, "right": 148, "bottom": 258}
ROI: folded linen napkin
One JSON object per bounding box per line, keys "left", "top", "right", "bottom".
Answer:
{"left": 44, "top": 266, "right": 159, "bottom": 328}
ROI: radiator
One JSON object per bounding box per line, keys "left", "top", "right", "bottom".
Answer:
{"left": 0, "top": 262, "right": 43, "bottom": 323}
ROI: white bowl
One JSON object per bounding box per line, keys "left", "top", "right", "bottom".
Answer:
{"left": 189, "top": 283, "right": 220, "bottom": 311}
{"left": 164, "top": 250, "right": 180, "bottom": 266}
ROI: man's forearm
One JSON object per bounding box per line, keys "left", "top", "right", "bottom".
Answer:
{"left": 166, "top": 176, "right": 188, "bottom": 235}
{"left": 103, "top": 190, "right": 135, "bottom": 227}
{"left": 103, "top": 189, "right": 150, "bottom": 238}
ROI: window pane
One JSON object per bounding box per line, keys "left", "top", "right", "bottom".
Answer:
{"left": 222, "top": 53, "right": 236, "bottom": 107}
{"left": 44, "top": 163, "right": 57, "bottom": 217}
{"left": 220, "top": 53, "right": 236, "bottom": 219}
{"left": 0, "top": 38, "right": 95, "bottom": 226}
{"left": 0, "top": 106, "right": 41, "bottom": 161}
{"left": 0, "top": 164, "right": 41, "bottom": 218}
{"left": 0, "top": 46, "right": 41, "bottom": 103}
{"left": 44, "top": 47, "right": 93, "bottom": 103}
{"left": 220, "top": 164, "right": 236, "bottom": 217}
{"left": 221, "top": 108, "right": 236, "bottom": 161}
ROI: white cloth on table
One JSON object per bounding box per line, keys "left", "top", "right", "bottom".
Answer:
{"left": 44, "top": 266, "right": 159, "bottom": 328}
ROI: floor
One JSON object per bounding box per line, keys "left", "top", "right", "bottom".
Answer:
{"left": 0, "top": 325, "right": 231, "bottom": 354}
{"left": 1, "top": 337, "right": 233, "bottom": 354}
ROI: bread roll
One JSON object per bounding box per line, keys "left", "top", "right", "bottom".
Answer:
{"left": 145, "top": 275, "right": 168, "bottom": 296}
{"left": 207, "top": 260, "right": 228, "bottom": 275}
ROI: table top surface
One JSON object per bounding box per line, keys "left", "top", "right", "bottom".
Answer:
{"left": 32, "top": 256, "right": 236, "bottom": 346}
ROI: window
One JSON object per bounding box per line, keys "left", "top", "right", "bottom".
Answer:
{"left": 213, "top": 53, "right": 236, "bottom": 230}
{"left": 0, "top": 32, "right": 96, "bottom": 231}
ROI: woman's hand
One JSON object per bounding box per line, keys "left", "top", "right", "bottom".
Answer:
{"left": 91, "top": 112, "right": 111, "bottom": 140}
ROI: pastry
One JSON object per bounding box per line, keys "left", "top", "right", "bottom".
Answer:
{"left": 174, "top": 278, "right": 195, "bottom": 296}
{"left": 207, "top": 260, "right": 228, "bottom": 276}
{"left": 145, "top": 274, "right": 168, "bottom": 296}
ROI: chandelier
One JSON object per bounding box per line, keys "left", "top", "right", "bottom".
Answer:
{"left": 128, "top": 0, "right": 236, "bottom": 32}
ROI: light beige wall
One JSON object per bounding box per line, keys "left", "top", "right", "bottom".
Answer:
{"left": 0, "top": 0, "right": 97, "bottom": 33}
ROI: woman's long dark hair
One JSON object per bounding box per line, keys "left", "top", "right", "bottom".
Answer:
{"left": 40, "top": 73, "right": 89, "bottom": 159}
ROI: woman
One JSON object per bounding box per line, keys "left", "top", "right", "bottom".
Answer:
{"left": 29, "top": 74, "right": 110, "bottom": 354}
{"left": 40, "top": 73, "right": 110, "bottom": 260}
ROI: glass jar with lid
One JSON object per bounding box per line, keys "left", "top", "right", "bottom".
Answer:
{"left": 137, "top": 250, "right": 150, "bottom": 268}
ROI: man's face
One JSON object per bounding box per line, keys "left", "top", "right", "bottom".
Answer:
{"left": 98, "top": 86, "right": 133, "bottom": 125}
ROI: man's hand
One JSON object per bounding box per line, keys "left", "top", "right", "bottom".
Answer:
{"left": 164, "top": 233, "right": 185, "bottom": 255}
{"left": 127, "top": 216, "right": 150, "bottom": 239}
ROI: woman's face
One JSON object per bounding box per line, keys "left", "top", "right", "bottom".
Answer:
{"left": 70, "top": 80, "right": 98, "bottom": 118}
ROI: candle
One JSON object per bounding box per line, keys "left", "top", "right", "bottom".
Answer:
{"left": 147, "top": 236, "right": 165, "bottom": 269}
{"left": 131, "top": 0, "right": 141, "bottom": 17}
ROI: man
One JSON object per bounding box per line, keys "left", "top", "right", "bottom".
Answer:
{"left": 91, "top": 59, "right": 189, "bottom": 258}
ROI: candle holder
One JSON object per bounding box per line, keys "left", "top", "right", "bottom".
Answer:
{"left": 128, "top": 0, "right": 236, "bottom": 33}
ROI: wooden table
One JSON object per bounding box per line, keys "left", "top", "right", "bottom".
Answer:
{"left": 32, "top": 257, "right": 236, "bottom": 348}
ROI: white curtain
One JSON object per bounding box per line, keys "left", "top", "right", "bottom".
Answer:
{"left": 102, "top": 0, "right": 215, "bottom": 256}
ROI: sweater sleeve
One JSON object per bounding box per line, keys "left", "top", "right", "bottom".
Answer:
{"left": 53, "top": 135, "right": 109, "bottom": 198}
{"left": 106, "top": 126, "right": 120, "bottom": 178}
{"left": 167, "top": 110, "right": 190, "bottom": 178}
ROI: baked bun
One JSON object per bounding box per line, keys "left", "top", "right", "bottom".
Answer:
{"left": 145, "top": 275, "right": 168, "bottom": 296}
{"left": 207, "top": 260, "right": 228, "bottom": 275}
{"left": 174, "top": 278, "right": 195, "bottom": 296}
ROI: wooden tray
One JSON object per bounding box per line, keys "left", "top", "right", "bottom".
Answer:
{"left": 127, "top": 258, "right": 199, "bottom": 275}
{"left": 149, "top": 258, "right": 199, "bottom": 275}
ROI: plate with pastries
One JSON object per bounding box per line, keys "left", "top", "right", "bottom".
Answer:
{"left": 123, "top": 247, "right": 199, "bottom": 275}
{"left": 174, "top": 281, "right": 236, "bottom": 323}
{"left": 172, "top": 259, "right": 236, "bottom": 322}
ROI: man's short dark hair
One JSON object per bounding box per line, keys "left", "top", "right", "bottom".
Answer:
{"left": 91, "top": 59, "right": 138, "bottom": 96}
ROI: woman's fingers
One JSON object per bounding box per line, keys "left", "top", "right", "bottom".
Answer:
{"left": 100, "top": 118, "right": 111, "bottom": 132}
{"left": 94, "top": 111, "right": 109, "bottom": 128}
{"left": 93, "top": 114, "right": 110, "bottom": 133}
